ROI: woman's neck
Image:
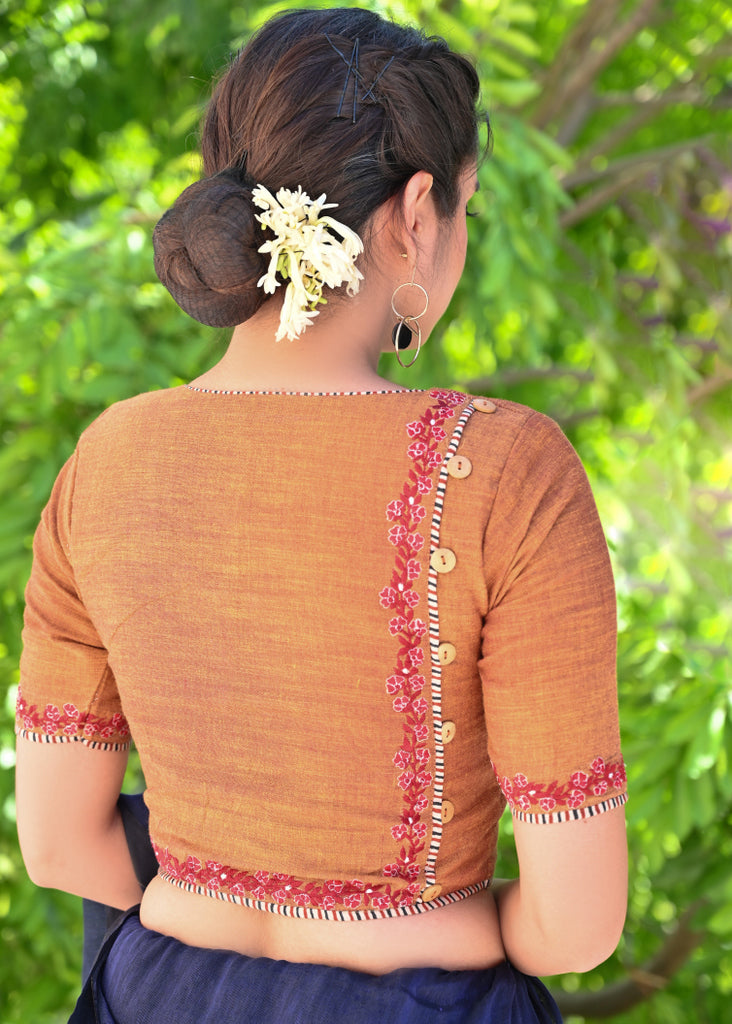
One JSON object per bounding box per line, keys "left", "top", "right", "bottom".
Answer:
{"left": 190, "top": 290, "right": 405, "bottom": 394}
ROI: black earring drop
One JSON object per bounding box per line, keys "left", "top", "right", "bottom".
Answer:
{"left": 392, "top": 320, "right": 414, "bottom": 351}
{"left": 391, "top": 265, "right": 428, "bottom": 368}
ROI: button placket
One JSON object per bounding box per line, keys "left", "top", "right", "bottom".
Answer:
{"left": 433, "top": 446, "right": 468, "bottom": 870}
{"left": 425, "top": 415, "right": 488, "bottom": 905}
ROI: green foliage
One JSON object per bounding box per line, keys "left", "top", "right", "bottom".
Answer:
{"left": 1, "top": 1, "right": 730, "bottom": 1020}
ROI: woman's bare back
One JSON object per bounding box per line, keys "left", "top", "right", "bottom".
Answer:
{"left": 140, "top": 877, "right": 506, "bottom": 974}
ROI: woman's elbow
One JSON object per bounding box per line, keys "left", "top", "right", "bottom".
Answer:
{"left": 543, "top": 901, "right": 627, "bottom": 975}
{"left": 557, "top": 932, "right": 624, "bottom": 975}
{"left": 18, "top": 831, "right": 69, "bottom": 892}
{"left": 16, "top": 805, "right": 86, "bottom": 893}
{"left": 23, "top": 862, "right": 59, "bottom": 892}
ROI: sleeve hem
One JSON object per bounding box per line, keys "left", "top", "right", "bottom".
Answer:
{"left": 511, "top": 791, "right": 628, "bottom": 825}
{"left": 15, "top": 727, "right": 131, "bottom": 753}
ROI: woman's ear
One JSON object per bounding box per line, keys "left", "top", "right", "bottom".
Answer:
{"left": 401, "top": 171, "right": 435, "bottom": 242}
{"left": 369, "top": 171, "right": 436, "bottom": 277}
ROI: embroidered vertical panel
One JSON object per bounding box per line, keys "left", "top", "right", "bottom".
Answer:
{"left": 379, "top": 389, "right": 467, "bottom": 904}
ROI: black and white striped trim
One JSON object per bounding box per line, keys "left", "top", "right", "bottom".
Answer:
{"left": 513, "top": 792, "right": 629, "bottom": 824}
{"left": 185, "top": 385, "right": 420, "bottom": 397}
{"left": 15, "top": 728, "right": 130, "bottom": 752}
{"left": 156, "top": 873, "right": 492, "bottom": 921}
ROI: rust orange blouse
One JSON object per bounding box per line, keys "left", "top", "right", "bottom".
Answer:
{"left": 17, "top": 386, "right": 626, "bottom": 920}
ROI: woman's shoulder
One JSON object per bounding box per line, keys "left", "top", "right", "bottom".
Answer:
{"left": 77, "top": 386, "right": 192, "bottom": 445}
{"left": 444, "top": 393, "right": 592, "bottom": 510}
{"left": 450, "top": 392, "right": 576, "bottom": 461}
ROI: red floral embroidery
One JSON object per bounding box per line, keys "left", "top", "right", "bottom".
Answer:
{"left": 497, "top": 757, "right": 627, "bottom": 818}
{"left": 15, "top": 689, "right": 130, "bottom": 746}
{"left": 388, "top": 524, "right": 408, "bottom": 546}
{"left": 153, "top": 845, "right": 416, "bottom": 915}
{"left": 407, "top": 440, "right": 429, "bottom": 461}
{"left": 378, "top": 389, "right": 467, "bottom": 890}
{"left": 398, "top": 771, "right": 415, "bottom": 790}
{"left": 388, "top": 615, "right": 408, "bottom": 636}
{"left": 407, "top": 646, "right": 424, "bottom": 666}
{"left": 385, "top": 676, "right": 402, "bottom": 695}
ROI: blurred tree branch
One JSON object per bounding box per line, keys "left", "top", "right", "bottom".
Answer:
{"left": 562, "top": 137, "right": 715, "bottom": 191}
{"left": 531, "top": 0, "right": 664, "bottom": 131}
{"left": 572, "top": 90, "right": 732, "bottom": 166}
{"left": 552, "top": 904, "right": 706, "bottom": 1018}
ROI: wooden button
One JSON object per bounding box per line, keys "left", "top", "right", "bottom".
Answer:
{"left": 441, "top": 721, "right": 456, "bottom": 744}
{"left": 441, "top": 799, "right": 455, "bottom": 824}
{"left": 430, "top": 548, "right": 456, "bottom": 574}
{"left": 420, "top": 884, "right": 443, "bottom": 902}
{"left": 473, "top": 398, "right": 497, "bottom": 413}
{"left": 437, "top": 642, "right": 456, "bottom": 666}
{"left": 446, "top": 455, "right": 472, "bottom": 479}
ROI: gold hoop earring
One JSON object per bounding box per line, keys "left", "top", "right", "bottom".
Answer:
{"left": 391, "top": 269, "right": 429, "bottom": 369}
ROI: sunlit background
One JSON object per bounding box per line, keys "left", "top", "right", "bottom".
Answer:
{"left": 1, "top": 1, "right": 730, "bottom": 1020}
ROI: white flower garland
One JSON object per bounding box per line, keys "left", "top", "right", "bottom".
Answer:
{"left": 252, "top": 184, "right": 364, "bottom": 341}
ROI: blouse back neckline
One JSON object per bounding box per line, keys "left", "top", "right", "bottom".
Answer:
{"left": 185, "top": 384, "right": 424, "bottom": 397}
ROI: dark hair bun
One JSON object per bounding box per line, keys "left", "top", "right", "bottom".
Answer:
{"left": 152, "top": 172, "right": 268, "bottom": 327}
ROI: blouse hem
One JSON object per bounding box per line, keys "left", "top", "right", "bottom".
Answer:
{"left": 156, "top": 871, "right": 492, "bottom": 922}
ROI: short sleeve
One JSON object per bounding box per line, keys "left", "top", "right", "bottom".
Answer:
{"left": 480, "top": 413, "right": 626, "bottom": 822}
{"left": 15, "top": 450, "right": 130, "bottom": 750}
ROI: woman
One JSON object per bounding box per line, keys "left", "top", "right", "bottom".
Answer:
{"left": 15, "top": 7, "right": 627, "bottom": 1022}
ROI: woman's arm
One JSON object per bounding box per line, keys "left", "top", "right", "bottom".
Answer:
{"left": 15, "top": 739, "right": 142, "bottom": 910}
{"left": 494, "top": 805, "right": 628, "bottom": 976}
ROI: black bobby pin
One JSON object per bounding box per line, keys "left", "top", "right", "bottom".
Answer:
{"left": 350, "top": 38, "right": 360, "bottom": 123}
{"left": 360, "top": 55, "right": 396, "bottom": 103}
{"left": 326, "top": 34, "right": 363, "bottom": 124}
{"left": 325, "top": 34, "right": 394, "bottom": 124}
